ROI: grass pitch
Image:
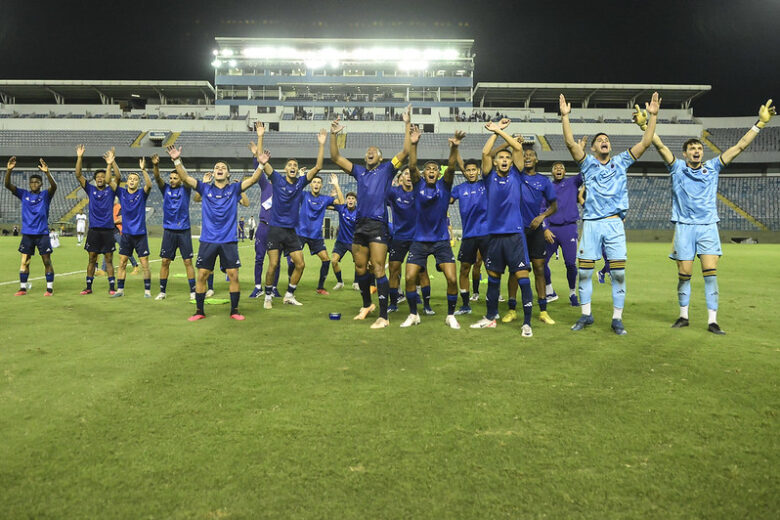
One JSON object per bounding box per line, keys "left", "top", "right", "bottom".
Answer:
{"left": 0, "top": 236, "right": 777, "bottom": 519}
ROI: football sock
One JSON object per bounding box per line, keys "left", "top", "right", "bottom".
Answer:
{"left": 108, "top": 277, "right": 116, "bottom": 291}
{"left": 195, "top": 292, "right": 205, "bottom": 314}
{"left": 117, "top": 278, "right": 125, "bottom": 290}
{"left": 318, "top": 261, "right": 329, "bottom": 289}
{"left": 357, "top": 272, "right": 372, "bottom": 307}
{"left": 538, "top": 298, "right": 547, "bottom": 312}
{"left": 407, "top": 291, "right": 419, "bottom": 315}
{"left": 678, "top": 272, "right": 691, "bottom": 308}
{"left": 287, "top": 284, "right": 297, "bottom": 295}
{"left": 472, "top": 275, "right": 480, "bottom": 294}
{"left": 188, "top": 278, "right": 196, "bottom": 292}
{"left": 566, "top": 263, "right": 577, "bottom": 290}
{"left": 486, "top": 275, "right": 500, "bottom": 320}
{"left": 377, "top": 275, "right": 389, "bottom": 319}
{"left": 519, "top": 277, "right": 533, "bottom": 326}
{"left": 422, "top": 285, "right": 431, "bottom": 307}
{"left": 144, "top": 278, "right": 151, "bottom": 291}
{"left": 460, "top": 289, "right": 469, "bottom": 306}
{"left": 582, "top": 302, "right": 591, "bottom": 315}
{"left": 578, "top": 261, "right": 594, "bottom": 309}
{"left": 680, "top": 305, "right": 689, "bottom": 319}
{"left": 160, "top": 278, "right": 168, "bottom": 293}
{"left": 610, "top": 264, "right": 626, "bottom": 309}
{"left": 19, "top": 272, "right": 28, "bottom": 290}
{"left": 335, "top": 270, "right": 343, "bottom": 283}
{"left": 86, "top": 276, "right": 94, "bottom": 290}
{"left": 45, "top": 271, "right": 54, "bottom": 291}
{"left": 447, "top": 293, "right": 457, "bottom": 316}
{"left": 390, "top": 287, "right": 399, "bottom": 306}
{"left": 613, "top": 307, "right": 623, "bottom": 320}
{"left": 507, "top": 298, "right": 517, "bottom": 311}
{"left": 230, "top": 291, "right": 240, "bottom": 314}
{"left": 207, "top": 274, "right": 214, "bottom": 290}
{"left": 703, "top": 269, "right": 718, "bottom": 321}
{"left": 264, "top": 285, "right": 273, "bottom": 297}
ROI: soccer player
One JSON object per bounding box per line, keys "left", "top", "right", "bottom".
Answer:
{"left": 5, "top": 156, "right": 57, "bottom": 295}
{"left": 75, "top": 210, "right": 87, "bottom": 244}
{"left": 330, "top": 192, "right": 358, "bottom": 291}
{"left": 330, "top": 106, "right": 411, "bottom": 328}
{"left": 400, "top": 131, "right": 463, "bottom": 329}
{"left": 166, "top": 145, "right": 265, "bottom": 321}
{"left": 262, "top": 130, "right": 327, "bottom": 309}
{"left": 470, "top": 119, "right": 534, "bottom": 336}
{"left": 151, "top": 154, "right": 196, "bottom": 300}
{"left": 543, "top": 160, "right": 583, "bottom": 307}
{"left": 560, "top": 92, "right": 660, "bottom": 334}
{"left": 297, "top": 173, "right": 344, "bottom": 295}
{"left": 76, "top": 145, "right": 119, "bottom": 295}
{"left": 247, "top": 216, "right": 256, "bottom": 241}
{"left": 636, "top": 99, "right": 775, "bottom": 334}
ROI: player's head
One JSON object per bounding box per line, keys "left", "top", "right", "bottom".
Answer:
{"left": 126, "top": 172, "right": 140, "bottom": 190}
{"left": 551, "top": 161, "right": 566, "bottom": 180}
{"left": 168, "top": 170, "right": 181, "bottom": 188}
{"left": 422, "top": 161, "right": 439, "bottom": 184}
{"left": 364, "top": 146, "right": 382, "bottom": 168}
{"left": 590, "top": 133, "right": 611, "bottom": 156}
{"left": 284, "top": 159, "right": 298, "bottom": 179}
{"left": 398, "top": 168, "right": 413, "bottom": 189}
{"left": 463, "top": 159, "right": 481, "bottom": 182}
{"left": 29, "top": 174, "right": 43, "bottom": 193}
{"left": 94, "top": 169, "right": 108, "bottom": 187}
{"left": 523, "top": 148, "right": 538, "bottom": 171}
{"left": 494, "top": 149, "right": 513, "bottom": 174}
{"left": 213, "top": 161, "right": 230, "bottom": 181}
{"left": 345, "top": 191, "right": 357, "bottom": 209}
{"left": 682, "top": 139, "right": 704, "bottom": 166}
{"left": 310, "top": 175, "right": 322, "bottom": 194}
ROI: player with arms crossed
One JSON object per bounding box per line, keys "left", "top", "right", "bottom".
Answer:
{"left": 167, "top": 145, "right": 265, "bottom": 320}
{"left": 635, "top": 98, "right": 775, "bottom": 334}
{"left": 561, "top": 92, "right": 660, "bottom": 334}
{"left": 330, "top": 106, "right": 411, "bottom": 328}
{"left": 5, "top": 156, "right": 57, "bottom": 295}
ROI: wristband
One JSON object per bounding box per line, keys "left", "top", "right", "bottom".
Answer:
{"left": 751, "top": 125, "right": 761, "bottom": 134}
{"left": 173, "top": 158, "right": 182, "bottom": 166}
{"left": 755, "top": 119, "right": 766, "bottom": 129}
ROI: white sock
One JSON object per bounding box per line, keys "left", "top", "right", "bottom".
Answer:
{"left": 546, "top": 283, "right": 554, "bottom": 294}
{"left": 708, "top": 309, "right": 717, "bottom": 324}
{"left": 255, "top": 284, "right": 262, "bottom": 289}
{"left": 582, "top": 302, "right": 591, "bottom": 315}
{"left": 47, "top": 282, "right": 53, "bottom": 290}
{"left": 285, "top": 291, "right": 294, "bottom": 298}
{"left": 680, "top": 305, "right": 689, "bottom": 319}
{"left": 569, "top": 288, "right": 576, "bottom": 297}
{"left": 613, "top": 307, "right": 623, "bottom": 320}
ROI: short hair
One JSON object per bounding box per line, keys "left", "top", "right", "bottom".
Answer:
{"left": 345, "top": 191, "right": 357, "bottom": 199}
{"left": 214, "top": 161, "right": 230, "bottom": 173}
{"left": 682, "top": 138, "right": 703, "bottom": 152}
{"left": 463, "top": 158, "right": 480, "bottom": 169}
{"left": 522, "top": 145, "right": 536, "bottom": 154}
{"left": 127, "top": 171, "right": 140, "bottom": 179}
{"left": 93, "top": 169, "right": 107, "bottom": 180}
{"left": 423, "top": 160, "right": 439, "bottom": 169}
{"left": 169, "top": 170, "right": 178, "bottom": 176}
{"left": 311, "top": 174, "right": 322, "bottom": 182}
{"left": 30, "top": 174, "right": 43, "bottom": 182}
{"left": 591, "top": 133, "right": 609, "bottom": 146}
{"left": 551, "top": 161, "right": 565, "bottom": 169}
{"left": 285, "top": 158, "right": 298, "bottom": 166}
{"left": 495, "top": 149, "right": 512, "bottom": 157}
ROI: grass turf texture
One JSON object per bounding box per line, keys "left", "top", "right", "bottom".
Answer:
{"left": 0, "top": 236, "right": 777, "bottom": 519}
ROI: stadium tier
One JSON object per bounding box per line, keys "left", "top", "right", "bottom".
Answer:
{"left": 707, "top": 126, "right": 780, "bottom": 153}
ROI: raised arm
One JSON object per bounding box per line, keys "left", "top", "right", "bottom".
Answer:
{"left": 4, "top": 156, "right": 17, "bottom": 195}
{"left": 408, "top": 124, "right": 421, "bottom": 184}
{"left": 632, "top": 106, "right": 674, "bottom": 165}
{"left": 139, "top": 158, "right": 152, "bottom": 195}
{"left": 306, "top": 129, "right": 327, "bottom": 181}
{"left": 392, "top": 104, "right": 412, "bottom": 165}
{"left": 444, "top": 131, "right": 465, "bottom": 185}
{"left": 330, "top": 173, "right": 345, "bottom": 205}
{"left": 242, "top": 150, "right": 270, "bottom": 191}
{"left": 560, "top": 94, "right": 585, "bottom": 163}
{"left": 250, "top": 122, "right": 273, "bottom": 176}
{"left": 329, "top": 117, "right": 353, "bottom": 173}
{"left": 38, "top": 158, "right": 57, "bottom": 197}
{"left": 481, "top": 128, "right": 499, "bottom": 175}
{"left": 103, "top": 148, "right": 119, "bottom": 190}
{"left": 75, "top": 144, "right": 87, "bottom": 189}
{"left": 721, "top": 99, "right": 776, "bottom": 165}
{"left": 150, "top": 153, "right": 165, "bottom": 190}
{"left": 629, "top": 92, "right": 660, "bottom": 160}
{"left": 165, "top": 145, "right": 198, "bottom": 189}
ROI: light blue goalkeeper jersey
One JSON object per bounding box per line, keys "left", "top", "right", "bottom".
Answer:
{"left": 668, "top": 157, "right": 724, "bottom": 225}
{"left": 579, "top": 150, "right": 635, "bottom": 220}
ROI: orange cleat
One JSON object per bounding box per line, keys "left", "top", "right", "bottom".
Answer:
{"left": 353, "top": 304, "right": 376, "bottom": 320}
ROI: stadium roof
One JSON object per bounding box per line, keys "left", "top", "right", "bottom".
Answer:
{"left": 0, "top": 80, "right": 216, "bottom": 105}
{"left": 473, "top": 82, "right": 711, "bottom": 109}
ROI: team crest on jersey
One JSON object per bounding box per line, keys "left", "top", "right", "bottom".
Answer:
{"left": 703, "top": 169, "right": 708, "bottom": 174}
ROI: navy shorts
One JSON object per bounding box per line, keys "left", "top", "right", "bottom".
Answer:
{"left": 524, "top": 225, "right": 547, "bottom": 260}
{"left": 160, "top": 228, "right": 194, "bottom": 260}
{"left": 119, "top": 234, "right": 150, "bottom": 257}
{"left": 407, "top": 240, "right": 455, "bottom": 267}
{"left": 196, "top": 241, "right": 241, "bottom": 270}
{"left": 85, "top": 228, "right": 116, "bottom": 254}
{"left": 19, "top": 233, "right": 53, "bottom": 256}
{"left": 388, "top": 239, "right": 413, "bottom": 263}
{"left": 267, "top": 226, "right": 302, "bottom": 255}
{"left": 332, "top": 240, "right": 352, "bottom": 259}
{"left": 353, "top": 218, "right": 390, "bottom": 247}
{"left": 300, "top": 236, "right": 326, "bottom": 256}
{"left": 458, "top": 235, "right": 490, "bottom": 264}
{"left": 484, "top": 233, "right": 531, "bottom": 274}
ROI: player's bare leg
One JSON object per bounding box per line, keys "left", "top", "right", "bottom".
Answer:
{"left": 368, "top": 242, "right": 390, "bottom": 328}
{"left": 283, "top": 251, "right": 305, "bottom": 306}
{"left": 352, "top": 244, "right": 375, "bottom": 320}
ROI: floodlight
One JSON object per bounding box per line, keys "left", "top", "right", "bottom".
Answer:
{"left": 211, "top": 59, "right": 222, "bottom": 68}
{"left": 221, "top": 49, "right": 234, "bottom": 57}
{"left": 229, "top": 60, "right": 237, "bottom": 67}
{"left": 212, "top": 49, "right": 219, "bottom": 56}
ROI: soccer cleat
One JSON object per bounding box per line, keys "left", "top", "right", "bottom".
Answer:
{"left": 80, "top": 288, "right": 92, "bottom": 295}
{"left": 423, "top": 306, "right": 436, "bottom": 316}
{"left": 188, "top": 313, "right": 206, "bottom": 322}
{"left": 110, "top": 291, "right": 124, "bottom": 298}
{"left": 388, "top": 303, "right": 398, "bottom": 313}
{"left": 707, "top": 322, "right": 726, "bottom": 335}
{"left": 454, "top": 305, "right": 472, "bottom": 316}
{"left": 400, "top": 313, "right": 421, "bottom": 328}
{"left": 230, "top": 313, "right": 246, "bottom": 321}
{"left": 539, "top": 311, "right": 556, "bottom": 325}
{"left": 546, "top": 292, "right": 559, "bottom": 303}
{"left": 14, "top": 289, "right": 27, "bottom": 296}
{"left": 205, "top": 289, "right": 215, "bottom": 298}
{"left": 370, "top": 317, "right": 390, "bottom": 329}
{"left": 352, "top": 282, "right": 360, "bottom": 291}
{"left": 671, "top": 317, "right": 689, "bottom": 328}
{"left": 397, "top": 294, "right": 406, "bottom": 304}
{"left": 109, "top": 290, "right": 117, "bottom": 296}
{"left": 470, "top": 292, "right": 480, "bottom": 302}
{"left": 332, "top": 282, "right": 344, "bottom": 290}
{"left": 470, "top": 317, "right": 497, "bottom": 329}
{"left": 611, "top": 319, "right": 627, "bottom": 335}
{"left": 521, "top": 324, "right": 533, "bottom": 337}
{"left": 248, "top": 287, "right": 262, "bottom": 299}
{"left": 501, "top": 309, "right": 518, "bottom": 323}
{"left": 25, "top": 282, "right": 32, "bottom": 290}
{"left": 272, "top": 288, "right": 282, "bottom": 298}
{"left": 571, "top": 314, "right": 594, "bottom": 331}
{"left": 144, "top": 292, "right": 152, "bottom": 299}
{"left": 283, "top": 294, "right": 303, "bottom": 306}
{"left": 353, "top": 304, "right": 376, "bottom": 320}
{"left": 44, "top": 290, "right": 53, "bottom": 297}
{"left": 263, "top": 298, "right": 272, "bottom": 309}
{"left": 316, "top": 288, "right": 330, "bottom": 295}
{"left": 155, "top": 292, "right": 167, "bottom": 300}
{"left": 598, "top": 271, "right": 606, "bottom": 284}
{"left": 498, "top": 294, "right": 505, "bottom": 302}
{"left": 445, "top": 315, "right": 461, "bottom": 330}
{"left": 569, "top": 294, "right": 579, "bottom": 307}
{"left": 370, "top": 285, "right": 377, "bottom": 295}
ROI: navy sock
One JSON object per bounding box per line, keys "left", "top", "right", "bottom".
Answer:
{"left": 357, "top": 273, "right": 372, "bottom": 307}
{"left": 447, "top": 293, "right": 457, "bottom": 316}
{"left": 422, "top": 285, "right": 431, "bottom": 307}
{"left": 407, "top": 291, "right": 419, "bottom": 315}
{"left": 287, "top": 284, "right": 297, "bottom": 294}
{"left": 160, "top": 278, "right": 168, "bottom": 293}
{"left": 195, "top": 292, "right": 206, "bottom": 314}
{"left": 318, "top": 261, "right": 329, "bottom": 289}
{"left": 273, "top": 265, "right": 281, "bottom": 287}
{"left": 86, "top": 276, "right": 94, "bottom": 290}
{"left": 108, "top": 277, "right": 116, "bottom": 291}
{"left": 486, "top": 275, "right": 500, "bottom": 319}
{"left": 377, "top": 275, "right": 389, "bottom": 319}
{"left": 144, "top": 278, "right": 151, "bottom": 291}
{"left": 207, "top": 273, "right": 214, "bottom": 290}
{"left": 519, "top": 278, "right": 533, "bottom": 326}
{"left": 287, "top": 258, "right": 295, "bottom": 282}
{"left": 265, "top": 285, "right": 273, "bottom": 296}
{"left": 508, "top": 298, "right": 517, "bottom": 310}
{"left": 390, "top": 287, "right": 399, "bottom": 305}
{"left": 20, "top": 272, "right": 29, "bottom": 287}
{"left": 472, "top": 275, "right": 480, "bottom": 294}
{"left": 45, "top": 271, "right": 54, "bottom": 291}
{"left": 188, "top": 278, "right": 196, "bottom": 292}
{"left": 538, "top": 297, "right": 547, "bottom": 312}
{"left": 335, "top": 270, "right": 343, "bottom": 283}
{"left": 230, "top": 291, "right": 240, "bottom": 314}
{"left": 117, "top": 278, "right": 125, "bottom": 290}
{"left": 460, "top": 289, "right": 469, "bottom": 306}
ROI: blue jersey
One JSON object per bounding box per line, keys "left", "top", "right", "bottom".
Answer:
{"left": 116, "top": 187, "right": 149, "bottom": 235}
{"left": 485, "top": 167, "right": 525, "bottom": 234}
{"left": 195, "top": 181, "right": 242, "bottom": 243}
{"left": 580, "top": 151, "right": 634, "bottom": 220}
{"left": 450, "top": 180, "right": 488, "bottom": 238}
{"left": 349, "top": 160, "right": 398, "bottom": 222}
{"left": 668, "top": 157, "right": 724, "bottom": 225}
{"left": 547, "top": 174, "right": 583, "bottom": 226}
{"left": 84, "top": 184, "right": 116, "bottom": 228}
{"left": 520, "top": 172, "right": 557, "bottom": 229}
{"left": 269, "top": 171, "right": 310, "bottom": 228}
{"left": 413, "top": 178, "right": 452, "bottom": 242}
{"left": 160, "top": 183, "right": 191, "bottom": 230}
{"left": 386, "top": 185, "right": 416, "bottom": 241}
{"left": 15, "top": 188, "right": 52, "bottom": 235}
{"left": 334, "top": 204, "right": 358, "bottom": 244}
{"left": 297, "top": 192, "right": 335, "bottom": 239}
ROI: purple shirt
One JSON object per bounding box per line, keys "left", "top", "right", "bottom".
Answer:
{"left": 547, "top": 173, "right": 583, "bottom": 226}
{"left": 253, "top": 159, "right": 273, "bottom": 223}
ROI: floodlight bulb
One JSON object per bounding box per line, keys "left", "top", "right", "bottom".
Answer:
{"left": 212, "top": 49, "right": 219, "bottom": 56}
{"left": 211, "top": 59, "right": 222, "bottom": 68}
{"left": 229, "top": 60, "right": 237, "bottom": 67}
{"left": 221, "top": 49, "right": 234, "bottom": 57}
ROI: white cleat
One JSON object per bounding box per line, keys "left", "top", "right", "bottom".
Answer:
{"left": 470, "top": 317, "right": 497, "bottom": 329}
{"left": 283, "top": 294, "right": 303, "bottom": 306}
{"left": 205, "top": 289, "right": 215, "bottom": 298}
{"left": 333, "top": 282, "right": 344, "bottom": 290}
{"left": 263, "top": 298, "right": 272, "bottom": 309}
{"left": 546, "top": 292, "right": 559, "bottom": 303}
{"left": 469, "top": 293, "right": 480, "bottom": 302}
{"left": 400, "top": 313, "right": 421, "bottom": 328}
{"left": 155, "top": 292, "right": 167, "bottom": 300}
{"left": 498, "top": 294, "right": 505, "bottom": 302}
{"left": 144, "top": 291, "right": 152, "bottom": 298}
{"left": 352, "top": 282, "right": 360, "bottom": 291}
{"left": 370, "top": 317, "right": 390, "bottom": 329}
{"left": 445, "top": 315, "right": 461, "bottom": 329}
{"left": 521, "top": 324, "right": 533, "bottom": 337}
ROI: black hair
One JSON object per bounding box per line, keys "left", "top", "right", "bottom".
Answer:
{"left": 591, "top": 133, "right": 609, "bottom": 146}
{"left": 551, "top": 161, "right": 565, "bottom": 168}
{"left": 30, "top": 174, "right": 43, "bottom": 182}
{"left": 311, "top": 174, "right": 322, "bottom": 182}
{"left": 345, "top": 191, "right": 357, "bottom": 199}
{"left": 93, "top": 169, "right": 107, "bottom": 180}
{"left": 423, "top": 160, "right": 440, "bottom": 169}
{"left": 682, "top": 138, "right": 703, "bottom": 152}
{"left": 463, "top": 158, "right": 480, "bottom": 169}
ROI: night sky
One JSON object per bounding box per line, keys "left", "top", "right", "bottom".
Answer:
{"left": 2, "top": 0, "right": 778, "bottom": 116}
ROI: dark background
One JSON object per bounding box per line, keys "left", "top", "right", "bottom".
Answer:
{"left": 1, "top": 0, "right": 777, "bottom": 116}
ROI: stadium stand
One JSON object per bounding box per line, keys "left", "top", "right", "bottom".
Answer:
{"left": 707, "top": 127, "right": 780, "bottom": 153}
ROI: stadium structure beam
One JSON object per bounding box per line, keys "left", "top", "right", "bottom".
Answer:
{"left": 628, "top": 90, "right": 648, "bottom": 109}
{"left": 582, "top": 89, "right": 598, "bottom": 108}
{"left": 153, "top": 87, "right": 167, "bottom": 105}
{"left": 92, "top": 87, "right": 111, "bottom": 105}
{"left": 45, "top": 87, "right": 65, "bottom": 105}
{"left": 0, "top": 90, "right": 13, "bottom": 104}
{"left": 683, "top": 90, "right": 708, "bottom": 109}
{"left": 524, "top": 88, "right": 537, "bottom": 109}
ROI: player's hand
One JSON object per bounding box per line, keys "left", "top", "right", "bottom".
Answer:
{"left": 36, "top": 158, "right": 49, "bottom": 173}
{"left": 330, "top": 173, "right": 339, "bottom": 186}
{"left": 402, "top": 103, "right": 412, "bottom": 123}
{"left": 632, "top": 104, "right": 648, "bottom": 130}
{"left": 76, "top": 144, "right": 85, "bottom": 157}
{"left": 757, "top": 99, "right": 776, "bottom": 128}
{"left": 544, "top": 229, "right": 555, "bottom": 244}
{"left": 498, "top": 118, "right": 511, "bottom": 130}
{"left": 330, "top": 117, "right": 345, "bottom": 134}
{"left": 248, "top": 141, "right": 258, "bottom": 156}
{"left": 202, "top": 172, "right": 213, "bottom": 183}
{"left": 485, "top": 121, "right": 500, "bottom": 133}
{"left": 529, "top": 215, "right": 544, "bottom": 230}
{"left": 255, "top": 121, "right": 265, "bottom": 137}
{"left": 646, "top": 91, "right": 661, "bottom": 116}
{"left": 103, "top": 148, "right": 115, "bottom": 165}
{"left": 166, "top": 145, "right": 182, "bottom": 160}
{"left": 449, "top": 130, "right": 466, "bottom": 147}
{"left": 317, "top": 128, "right": 327, "bottom": 145}
{"left": 298, "top": 167, "right": 308, "bottom": 178}
{"left": 513, "top": 133, "right": 525, "bottom": 146}
{"left": 410, "top": 124, "right": 422, "bottom": 144}
{"left": 257, "top": 149, "right": 271, "bottom": 165}
{"left": 578, "top": 135, "right": 588, "bottom": 150}
{"left": 151, "top": 154, "right": 159, "bottom": 165}
{"left": 7, "top": 156, "right": 16, "bottom": 170}
{"left": 138, "top": 157, "right": 146, "bottom": 170}
{"left": 559, "top": 94, "right": 571, "bottom": 116}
